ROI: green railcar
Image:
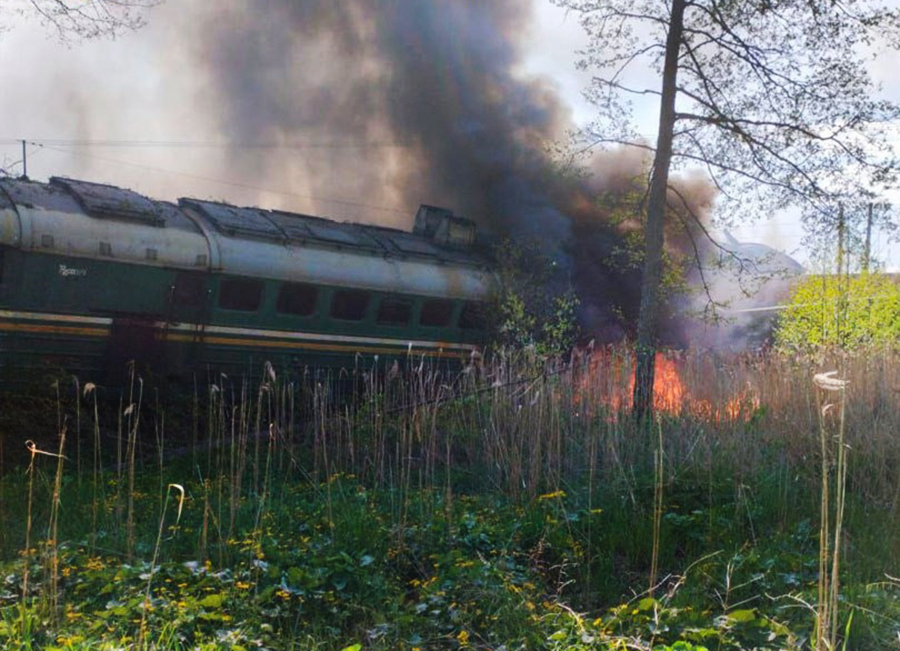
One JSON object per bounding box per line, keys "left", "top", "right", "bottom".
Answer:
{"left": 0, "top": 177, "right": 495, "bottom": 386}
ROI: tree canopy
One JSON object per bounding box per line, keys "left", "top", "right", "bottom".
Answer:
{"left": 775, "top": 271, "right": 900, "bottom": 351}
{"left": 557, "top": 0, "right": 899, "bottom": 223}
{"left": 4, "top": 0, "right": 159, "bottom": 40}
{"left": 553, "top": 0, "right": 900, "bottom": 415}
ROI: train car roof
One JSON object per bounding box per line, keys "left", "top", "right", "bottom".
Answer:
{"left": 0, "top": 176, "right": 496, "bottom": 300}
{"left": 178, "top": 197, "right": 484, "bottom": 266}
{"left": 1, "top": 177, "right": 203, "bottom": 233}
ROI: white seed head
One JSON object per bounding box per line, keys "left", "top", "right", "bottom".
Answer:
{"left": 813, "top": 371, "right": 848, "bottom": 392}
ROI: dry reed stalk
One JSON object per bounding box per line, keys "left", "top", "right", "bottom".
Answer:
{"left": 226, "top": 380, "right": 236, "bottom": 539}
{"left": 22, "top": 440, "right": 36, "bottom": 632}
{"left": 251, "top": 422, "right": 275, "bottom": 575}
{"left": 649, "top": 419, "right": 664, "bottom": 597}
{"left": 138, "top": 483, "right": 184, "bottom": 649}
{"left": 198, "top": 471, "right": 209, "bottom": 562}
{"left": 192, "top": 376, "right": 199, "bottom": 469}
{"left": 252, "top": 370, "right": 266, "bottom": 497}
{"left": 47, "top": 419, "right": 67, "bottom": 617}
{"left": 84, "top": 382, "right": 100, "bottom": 554}
{"left": 813, "top": 369, "right": 849, "bottom": 651}
{"left": 73, "top": 377, "right": 81, "bottom": 484}
{"left": 125, "top": 370, "right": 143, "bottom": 562}
{"left": 115, "top": 388, "right": 124, "bottom": 530}
{"left": 829, "top": 380, "right": 849, "bottom": 647}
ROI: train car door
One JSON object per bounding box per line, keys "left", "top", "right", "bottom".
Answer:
{"left": 106, "top": 316, "right": 162, "bottom": 386}
{"left": 163, "top": 271, "right": 210, "bottom": 376}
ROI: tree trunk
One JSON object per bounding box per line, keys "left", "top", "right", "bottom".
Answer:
{"left": 633, "top": 0, "right": 686, "bottom": 421}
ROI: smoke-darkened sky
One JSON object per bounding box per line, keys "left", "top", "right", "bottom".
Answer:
{"left": 3, "top": 0, "right": 897, "bottom": 270}
{"left": 0, "top": 1, "right": 592, "bottom": 227}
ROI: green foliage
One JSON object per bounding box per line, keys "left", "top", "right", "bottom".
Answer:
{"left": 775, "top": 272, "right": 900, "bottom": 351}
{"left": 492, "top": 239, "right": 580, "bottom": 355}
{"left": 0, "top": 480, "right": 825, "bottom": 651}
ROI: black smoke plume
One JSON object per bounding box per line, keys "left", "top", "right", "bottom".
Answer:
{"left": 186, "top": 0, "right": 714, "bottom": 342}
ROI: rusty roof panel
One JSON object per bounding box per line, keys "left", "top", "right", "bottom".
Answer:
{"left": 48, "top": 177, "right": 201, "bottom": 232}
{"left": 180, "top": 198, "right": 286, "bottom": 242}
{"left": 363, "top": 227, "right": 443, "bottom": 257}
{"left": 51, "top": 177, "right": 165, "bottom": 226}
{"left": 267, "top": 210, "right": 385, "bottom": 251}
{"left": 0, "top": 177, "right": 81, "bottom": 213}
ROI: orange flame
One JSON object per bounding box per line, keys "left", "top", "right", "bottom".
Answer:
{"left": 573, "top": 349, "right": 758, "bottom": 421}
{"left": 644, "top": 353, "right": 684, "bottom": 413}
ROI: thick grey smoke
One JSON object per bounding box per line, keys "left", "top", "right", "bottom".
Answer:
{"left": 187, "top": 2, "right": 571, "bottom": 245}
{"left": 182, "top": 0, "right": 675, "bottom": 337}
{"left": 1, "top": 0, "right": 723, "bottom": 342}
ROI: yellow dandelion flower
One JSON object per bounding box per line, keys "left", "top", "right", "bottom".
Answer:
{"left": 538, "top": 489, "right": 566, "bottom": 501}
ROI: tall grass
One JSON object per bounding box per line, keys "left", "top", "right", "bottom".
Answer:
{"left": 2, "top": 346, "right": 900, "bottom": 644}
{"left": 6, "top": 348, "right": 900, "bottom": 541}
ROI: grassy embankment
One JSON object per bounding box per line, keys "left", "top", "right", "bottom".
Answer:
{"left": 0, "top": 348, "right": 899, "bottom": 650}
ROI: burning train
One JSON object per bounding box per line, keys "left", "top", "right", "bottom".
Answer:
{"left": 0, "top": 176, "right": 495, "bottom": 384}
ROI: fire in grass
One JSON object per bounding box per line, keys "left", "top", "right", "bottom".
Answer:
{"left": 572, "top": 348, "right": 760, "bottom": 421}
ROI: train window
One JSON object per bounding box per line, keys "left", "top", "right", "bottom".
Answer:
{"left": 376, "top": 297, "right": 412, "bottom": 326}
{"left": 458, "top": 301, "right": 487, "bottom": 330}
{"left": 219, "top": 278, "right": 263, "bottom": 311}
{"left": 420, "top": 298, "right": 454, "bottom": 327}
{"left": 330, "top": 289, "right": 370, "bottom": 321}
{"left": 277, "top": 282, "right": 319, "bottom": 316}
{"left": 172, "top": 273, "right": 205, "bottom": 307}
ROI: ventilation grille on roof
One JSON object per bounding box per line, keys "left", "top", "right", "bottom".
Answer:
{"left": 50, "top": 177, "right": 166, "bottom": 227}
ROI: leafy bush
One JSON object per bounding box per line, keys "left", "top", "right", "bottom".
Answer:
{"left": 775, "top": 272, "right": 900, "bottom": 350}
{"left": 491, "top": 239, "right": 580, "bottom": 355}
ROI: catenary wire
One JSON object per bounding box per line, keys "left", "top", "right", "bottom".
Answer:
{"left": 24, "top": 141, "right": 412, "bottom": 216}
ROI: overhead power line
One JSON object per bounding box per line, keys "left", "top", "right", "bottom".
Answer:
{"left": 21, "top": 141, "right": 411, "bottom": 216}
{"left": 0, "top": 137, "right": 414, "bottom": 150}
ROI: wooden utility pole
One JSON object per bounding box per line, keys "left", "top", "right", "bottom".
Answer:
{"left": 834, "top": 204, "right": 851, "bottom": 348}
{"left": 836, "top": 204, "right": 845, "bottom": 277}
{"left": 864, "top": 202, "right": 873, "bottom": 273}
